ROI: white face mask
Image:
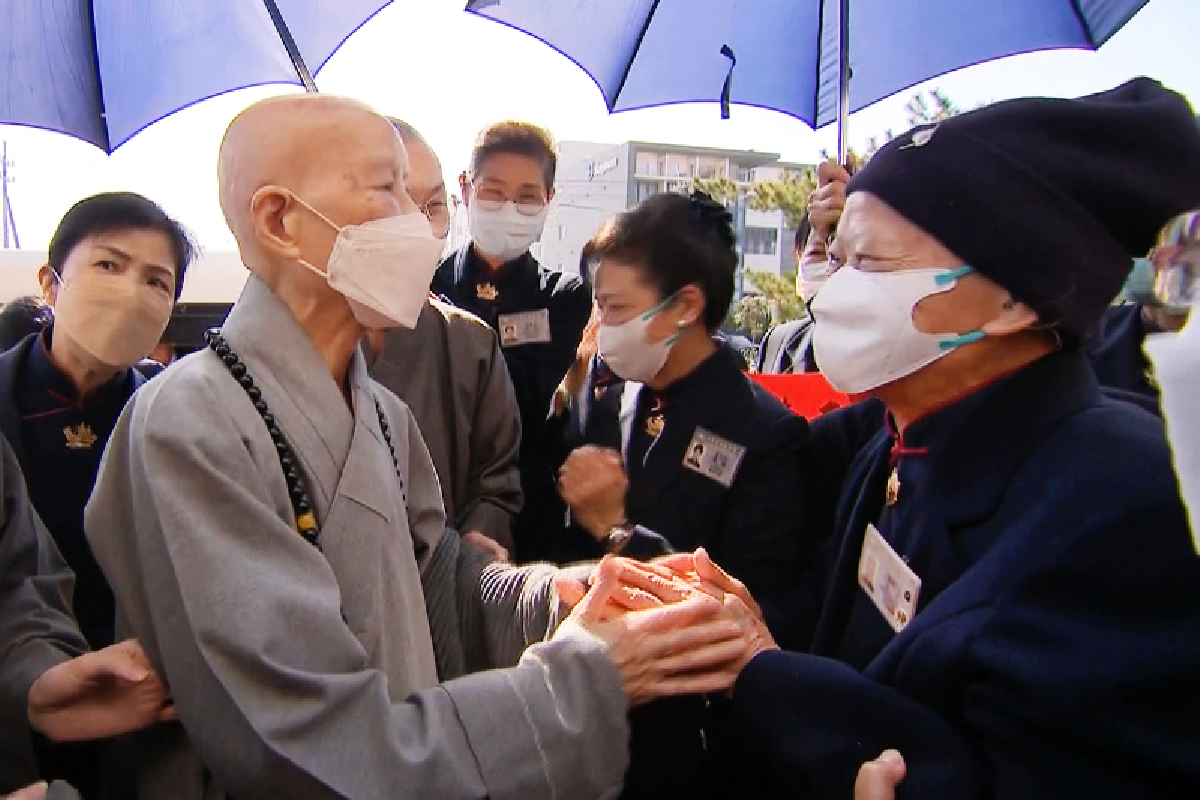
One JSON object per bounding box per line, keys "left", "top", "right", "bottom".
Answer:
{"left": 811, "top": 265, "right": 982, "bottom": 394}
{"left": 798, "top": 256, "right": 835, "bottom": 303}
{"left": 468, "top": 200, "right": 548, "bottom": 263}
{"left": 292, "top": 196, "right": 445, "bottom": 329}
{"left": 598, "top": 296, "right": 680, "bottom": 384}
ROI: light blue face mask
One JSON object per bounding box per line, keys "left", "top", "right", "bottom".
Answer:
{"left": 1121, "top": 257, "right": 1161, "bottom": 307}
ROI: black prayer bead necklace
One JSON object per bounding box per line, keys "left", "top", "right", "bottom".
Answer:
{"left": 204, "top": 329, "right": 404, "bottom": 551}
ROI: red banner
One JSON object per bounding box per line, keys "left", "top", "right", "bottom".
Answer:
{"left": 749, "top": 373, "right": 851, "bottom": 419}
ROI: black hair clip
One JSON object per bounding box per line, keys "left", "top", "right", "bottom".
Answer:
{"left": 687, "top": 190, "right": 734, "bottom": 230}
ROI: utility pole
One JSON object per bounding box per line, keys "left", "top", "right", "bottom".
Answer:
{"left": 733, "top": 187, "right": 747, "bottom": 301}
{"left": 1, "top": 142, "right": 18, "bottom": 249}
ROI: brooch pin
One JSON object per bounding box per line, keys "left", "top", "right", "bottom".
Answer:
{"left": 645, "top": 413, "right": 665, "bottom": 438}
{"left": 899, "top": 124, "right": 938, "bottom": 150}
{"left": 476, "top": 282, "right": 499, "bottom": 301}
{"left": 64, "top": 422, "right": 98, "bottom": 450}
{"left": 885, "top": 468, "right": 901, "bottom": 506}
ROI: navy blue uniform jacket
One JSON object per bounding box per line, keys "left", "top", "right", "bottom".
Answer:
{"left": 734, "top": 349, "right": 1200, "bottom": 799}
{"left": 554, "top": 346, "right": 810, "bottom": 601}
{"left": 432, "top": 246, "right": 591, "bottom": 562}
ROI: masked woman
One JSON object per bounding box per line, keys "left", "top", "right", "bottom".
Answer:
{"left": 555, "top": 190, "right": 810, "bottom": 606}
{"left": 0, "top": 192, "right": 194, "bottom": 651}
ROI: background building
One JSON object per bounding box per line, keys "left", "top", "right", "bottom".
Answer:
{"left": 540, "top": 140, "right": 811, "bottom": 294}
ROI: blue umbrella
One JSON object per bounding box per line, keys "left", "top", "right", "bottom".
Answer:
{"left": 2, "top": 0, "right": 393, "bottom": 153}
{"left": 465, "top": 0, "right": 1150, "bottom": 161}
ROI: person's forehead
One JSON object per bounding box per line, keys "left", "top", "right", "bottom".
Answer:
{"left": 594, "top": 258, "right": 651, "bottom": 294}
{"left": 839, "top": 192, "right": 934, "bottom": 250}
{"left": 72, "top": 229, "right": 177, "bottom": 275}
{"left": 476, "top": 152, "right": 545, "bottom": 188}
{"left": 401, "top": 138, "right": 444, "bottom": 192}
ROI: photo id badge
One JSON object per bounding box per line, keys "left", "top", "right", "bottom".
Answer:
{"left": 682, "top": 428, "right": 747, "bottom": 489}
{"left": 499, "top": 309, "right": 552, "bottom": 347}
{"left": 858, "top": 524, "right": 921, "bottom": 633}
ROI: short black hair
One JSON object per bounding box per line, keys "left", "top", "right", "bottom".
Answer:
{"left": 469, "top": 121, "right": 557, "bottom": 194}
{"left": 48, "top": 192, "right": 197, "bottom": 300}
{"left": 0, "top": 296, "right": 51, "bottom": 351}
{"left": 585, "top": 191, "right": 736, "bottom": 331}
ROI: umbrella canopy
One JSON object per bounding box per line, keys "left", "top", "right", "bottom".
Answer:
{"left": 465, "top": 0, "right": 1150, "bottom": 144}
{"left": 2, "top": 0, "right": 393, "bottom": 153}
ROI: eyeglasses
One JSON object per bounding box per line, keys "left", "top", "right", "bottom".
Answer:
{"left": 472, "top": 186, "right": 547, "bottom": 217}
{"left": 1152, "top": 210, "right": 1200, "bottom": 309}
{"left": 417, "top": 197, "right": 451, "bottom": 239}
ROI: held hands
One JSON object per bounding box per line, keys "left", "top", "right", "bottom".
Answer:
{"left": 557, "top": 446, "right": 628, "bottom": 540}
{"left": 556, "top": 557, "right": 757, "bottom": 705}
{"left": 27, "top": 639, "right": 175, "bottom": 743}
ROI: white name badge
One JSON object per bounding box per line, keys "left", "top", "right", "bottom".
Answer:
{"left": 682, "top": 428, "right": 747, "bottom": 489}
{"left": 499, "top": 309, "right": 552, "bottom": 347}
{"left": 858, "top": 524, "right": 921, "bottom": 633}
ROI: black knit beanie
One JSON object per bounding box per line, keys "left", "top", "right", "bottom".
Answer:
{"left": 847, "top": 77, "right": 1200, "bottom": 344}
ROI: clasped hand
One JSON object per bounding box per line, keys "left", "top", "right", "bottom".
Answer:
{"left": 554, "top": 549, "right": 777, "bottom": 706}
{"left": 27, "top": 638, "right": 175, "bottom": 743}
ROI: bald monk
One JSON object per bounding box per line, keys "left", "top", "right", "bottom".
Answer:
{"left": 83, "top": 94, "right": 752, "bottom": 799}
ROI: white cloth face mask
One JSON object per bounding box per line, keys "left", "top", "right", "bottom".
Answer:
{"left": 598, "top": 295, "right": 680, "bottom": 384}
{"left": 292, "top": 195, "right": 445, "bottom": 329}
{"left": 811, "top": 264, "right": 981, "bottom": 394}
{"left": 468, "top": 200, "right": 548, "bottom": 263}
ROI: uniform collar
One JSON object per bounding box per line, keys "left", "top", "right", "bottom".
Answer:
{"left": 24, "top": 325, "right": 132, "bottom": 408}
{"left": 888, "top": 348, "right": 1100, "bottom": 525}
{"left": 455, "top": 244, "right": 538, "bottom": 289}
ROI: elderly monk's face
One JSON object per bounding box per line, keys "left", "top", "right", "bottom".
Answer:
{"left": 286, "top": 112, "right": 420, "bottom": 276}
{"left": 831, "top": 192, "right": 1022, "bottom": 339}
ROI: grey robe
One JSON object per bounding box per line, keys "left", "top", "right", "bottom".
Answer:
{"left": 0, "top": 434, "right": 88, "bottom": 791}
{"left": 367, "top": 299, "right": 523, "bottom": 551}
{"left": 85, "top": 276, "right": 627, "bottom": 800}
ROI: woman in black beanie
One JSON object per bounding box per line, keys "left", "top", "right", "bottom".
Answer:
{"left": 648, "top": 77, "right": 1200, "bottom": 800}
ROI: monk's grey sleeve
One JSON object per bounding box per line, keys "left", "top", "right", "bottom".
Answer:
{"left": 461, "top": 333, "right": 523, "bottom": 550}
{"left": 86, "top": 382, "right": 627, "bottom": 800}
{"left": 0, "top": 436, "right": 87, "bottom": 788}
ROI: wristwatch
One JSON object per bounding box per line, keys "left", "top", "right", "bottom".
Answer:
{"left": 604, "top": 523, "right": 636, "bottom": 555}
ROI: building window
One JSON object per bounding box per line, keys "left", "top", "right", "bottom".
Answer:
{"left": 744, "top": 226, "right": 778, "bottom": 256}
{"left": 635, "top": 180, "right": 659, "bottom": 202}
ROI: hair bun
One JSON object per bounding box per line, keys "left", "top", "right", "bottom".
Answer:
{"left": 687, "top": 190, "right": 735, "bottom": 248}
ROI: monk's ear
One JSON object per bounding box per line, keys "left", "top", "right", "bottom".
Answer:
{"left": 982, "top": 297, "right": 1039, "bottom": 336}
{"left": 249, "top": 186, "right": 303, "bottom": 260}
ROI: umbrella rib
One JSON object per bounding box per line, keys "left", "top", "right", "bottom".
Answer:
{"left": 1067, "top": 0, "right": 1098, "bottom": 47}
{"left": 262, "top": 0, "right": 319, "bottom": 91}
{"left": 812, "top": 0, "right": 827, "bottom": 129}
{"left": 85, "top": 0, "right": 111, "bottom": 151}
{"left": 611, "top": 0, "right": 662, "bottom": 111}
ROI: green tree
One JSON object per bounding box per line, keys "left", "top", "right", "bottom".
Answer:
{"left": 733, "top": 294, "right": 772, "bottom": 341}
{"left": 694, "top": 169, "right": 817, "bottom": 230}
{"left": 748, "top": 269, "right": 805, "bottom": 324}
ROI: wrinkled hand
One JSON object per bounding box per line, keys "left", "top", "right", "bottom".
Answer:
{"left": 855, "top": 750, "right": 907, "bottom": 800}
{"left": 554, "top": 556, "right": 695, "bottom": 622}
{"left": 557, "top": 446, "right": 628, "bottom": 540}
{"left": 561, "top": 557, "right": 758, "bottom": 705}
{"left": 3, "top": 783, "right": 47, "bottom": 800}
{"left": 650, "top": 548, "right": 777, "bottom": 671}
{"left": 808, "top": 160, "right": 854, "bottom": 243}
{"left": 28, "top": 639, "right": 175, "bottom": 742}
{"left": 463, "top": 530, "right": 509, "bottom": 562}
